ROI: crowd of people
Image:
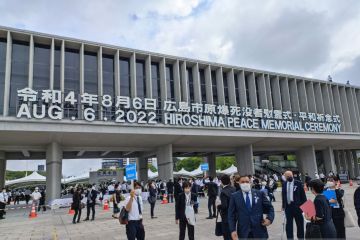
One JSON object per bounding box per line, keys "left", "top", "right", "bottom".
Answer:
{"left": 2, "top": 170, "right": 360, "bottom": 239}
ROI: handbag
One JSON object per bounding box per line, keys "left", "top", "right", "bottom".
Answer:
{"left": 215, "top": 210, "right": 223, "bottom": 236}
{"left": 305, "top": 222, "right": 322, "bottom": 239}
{"left": 119, "top": 206, "right": 129, "bottom": 225}
{"left": 344, "top": 209, "right": 356, "bottom": 228}
{"left": 185, "top": 205, "right": 196, "bottom": 226}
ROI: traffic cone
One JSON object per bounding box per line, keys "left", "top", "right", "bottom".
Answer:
{"left": 103, "top": 199, "right": 109, "bottom": 211}
{"left": 350, "top": 179, "right": 353, "bottom": 187}
{"left": 29, "top": 202, "right": 37, "bottom": 218}
{"left": 304, "top": 183, "right": 308, "bottom": 192}
{"left": 161, "top": 194, "right": 168, "bottom": 204}
{"left": 68, "top": 207, "right": 75, "bottom": 215}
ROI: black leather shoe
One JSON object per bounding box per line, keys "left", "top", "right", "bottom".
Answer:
{"left": 83, "top": 218, "right": 89, "bottom": 221}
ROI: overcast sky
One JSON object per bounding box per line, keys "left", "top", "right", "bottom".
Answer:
{"left": 3, "top": 0, "right": 360, "bottom": 176}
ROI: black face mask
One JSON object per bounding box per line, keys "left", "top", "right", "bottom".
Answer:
{"left": 287, "top": 177, "right": 293, "bottom": 182}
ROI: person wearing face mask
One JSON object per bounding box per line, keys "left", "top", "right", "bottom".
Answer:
{"left": 282, "top": 170, "right": 307, "bottom": 239}
{"left": 31, "top": 187, "right": 42, "bottom": 211}
{"left": 84, "top": 184, "right": 98, "bottom": 221}
{"left": 217, "top": 175, "right": 236, "bottom": 240}
{"left": 228, "top": 175, "right": 274, "bottom": 239}
{"left": 324, "top": 177, "right": 345, "bottom": 239}
{"left": 260, "top": 180, "right": 271, "bottom": 197}
{"left": 305, "top": 179, "right": 336, "bottom": 238}
{"left": 175, "top": 181, "right": 196, "bottom": 240}
{"left": 0, "top": 188, "right": 8, "bottom": 220}
{"left": 124, "top": 181, "right": 145, "bottom": 240}
{"left": 148, "top": 180, "right": 157, "bottom": 219}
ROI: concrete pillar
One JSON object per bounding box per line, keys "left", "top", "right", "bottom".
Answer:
{"left": 3, "top": 31, "right": 12, "bottom": 116}
{"left": 145, "top": 55, "right": 152, "bottom": 98}
{"left": 280, "top": 77, "right": 291, "bottom": 111}
{"left": 137, "top": 157, "right": 148, "bottom": 182}
{"left": 257, "top": 73, "right": 268, "bottom": 109}
{"left": 296, "top": 145, "right": 318, "bottom": 178}
{"left": 235, "top": 145, "right": 254, "bottom": 175}
{"left": 322, "top": 147, "right": 337, "bottom": 174}
{"left": 205, "top": 65, "right": 213, "bottom": 104}
{"left": 60, "top": 40, "right": 65, "bottom": 93}
{"left": 0, "top": 151, "right": 6, "bottom": 189}
{"left": 159, "top": 57, "right": 167, "bottom": 101}
{"left": 130, "top": 52, "right": 136, "bottom": 98}
{"left": 216, "top": 67, "right": 225, "bottom": 105}
{"left": 271, "top": 76, "right": 282, "bottom": 110}
{"left": 45, "top": 142, "right": 63, "bottom": 203}
{"left": 345, "top": 150, "right": 354, "bottom": 179}
{"left": 28, "top": 34, "right": 34, "bottom": 88}
{"left": 180, "top": 61, "right": 188, "bottom": 102}
{"left": 352, "top": 150, "right": 359, "bottom": 178}
{"left": 297, "top": 80, "right": 308, "bottom": 112}
{"left": 156, "top": 144, "right": 173, "bottom": 181}
{"left": 227, "top": 69, "right": 236, "bottom": 106}
{"left": 50, "top": 38, "right": 55, "bottom": 90}
{"left": 305, "top": 81, "right": 316, "bottom": 113}
{"left": 207, "top": 153, "right": 216, "bottom": 178}
{"left": 339, "top": 150, "right": 346, "bottom": 172}
{"left": 265, "top": 74, "right": 273, "bottom": 109}
{"left": 314, "top": 82, "right": 324, "bottom": 113}
{"left": 289, "top": 79, "right": 300, "bottom": 112}
{"left": 248, "top": 72, "right": 257, "bottom": 108}
{"left": 114, "top": 50, "right": 120, "bottom": 96}
{"left": 173, "top": 60, "right": 181, "bottom": 102}
{"left": 192, "top": 63, "right": 201, "bottom": 104}
{"left": 333, "top": 150, "right": 341, "bottom": 173}
{"left": 339, "top": 87, "right": 352, "bottom": 132}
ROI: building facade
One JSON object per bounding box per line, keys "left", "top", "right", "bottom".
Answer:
{"left": 0, "top": 26, "right": 360, "bottom": 202}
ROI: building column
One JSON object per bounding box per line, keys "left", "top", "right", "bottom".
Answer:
{"left": 296, "top": 145, "right": 318, "bottom": 178}
{"left": 339, "top": 150, "right": 346, "bottom": 172}
{"left": 156, "top": 144, "right": 173, "bottom": 181}
{"left": 323, "top": 147, "right": 337, "bottom": 174}
{"left": 45, "top": 142, "right": 63, "bottom": 203}
{"left": 333, "top": 150, "right": 341, "bottom": 173}
{"left": 235, "top": 145, "right": 254, "bottom": 175}
{"left": 352, "top": 150, "right": 360, "bottom": 178}
{"left": 345, "top": 150, "right": 354, "bottom": 179}
{"left": 207, "top": 153, "right": 216, "bottom": 178}
{"left": 137, "top": 157, "right": 148, "bottom": 182}
{"left": 0, "top": 151, "right": 6, "bottom": 189}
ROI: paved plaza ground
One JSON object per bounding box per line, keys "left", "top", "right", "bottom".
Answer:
{"left": 1, "top": 184, "right": 360, "bottom": 239}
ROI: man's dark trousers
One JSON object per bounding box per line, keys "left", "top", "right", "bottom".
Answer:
{"left": 285, "top": 203, "right": 304, "bottom": 239}
{"left": 208, "top": 196, "right": 216, "bottom": 217}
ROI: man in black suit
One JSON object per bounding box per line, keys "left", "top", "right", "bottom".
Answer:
{"left": 175, "top": 181, "right": 197, "bottom": 240}
{"left": 166, "top": 179, "right": 174, "bottom": 203}
{"left": 84, "top": 184, "right": 98, "bottom": 221}
{"left": 174, "top": 178, "right": 183, "bottom": 203}
{"left": 203, "top": 176, "right": 218, "bottom": 219}
{"left": 282, "top": 170, "right": 307, "bottom": 239}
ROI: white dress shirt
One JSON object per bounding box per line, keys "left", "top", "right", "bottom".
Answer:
{"left": 286, "top": 181, "right": 294, "bottom": 204}
{"left": 124, "top": 195, "right": 143, "bottom": 221}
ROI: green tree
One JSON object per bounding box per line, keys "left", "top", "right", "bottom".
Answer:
{"left": 216, "top": 156, "right": 235, "bottom": 170}
{"left": 176, "top": 157, "right": 203, "bottom": 171}
{"left": 148, "top": 163, "right": 157, "bottom": 173}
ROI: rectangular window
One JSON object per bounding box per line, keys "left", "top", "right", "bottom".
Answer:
{"left": 0, "top": 38, "right": 6, "bottom": 115}
{"left": 151, "top": 62, "right": 160, "bottom": 100}
{"left": 120, "top": 57, "right": 130, "bottom": 97}
{"left": 136, "top": 60, "right": 146, "bottom": 98}
{"left": 187, "top": 67, "right": 194, "bottom": 103}
{"left": 54, "top": 46, "right": 61, "bottom": 90}
{"left": 10, "top": 40, "right": 29, "bottom": 115}
{"left": 84, "top": 51, "right": 98, "bottom": 94}
{"left": 234, "top": 73, "right": 239, "bottom": 105}
{"left": 223, "top": 72, "right": 229, "bottom": 104}
{"left": 245, "top": 75, "right": 250, "bottom": 107}
{"left": 102, "top": 54, "right": 115, "bottom": 120}
{"left": 199, "top": 69, "right": 206, "bottom": 103}
{"left": 64, "top": 48, "right": 80, "bottom": 93}
{"left": 211, "top": 70, "right": 218, "bottom": 105}
{"left": 166, "top": 64, "right": 174, "bottom": 100}
{"left": 33, "top": 43, "right": 50, "bottom": 90}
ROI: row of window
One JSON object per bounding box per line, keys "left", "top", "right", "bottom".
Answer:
{"left": 0, "top": 38, "right": 358, "bottom": 122}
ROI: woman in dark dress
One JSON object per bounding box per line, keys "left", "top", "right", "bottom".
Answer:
{"left": 325, "top": 177, "right": 345, "bottom": 239}
{"left": 72, "top": 187, "right": 83, "bottom": 224}
{"left": 305, "top": 179, "right": 337, "bottom": 238}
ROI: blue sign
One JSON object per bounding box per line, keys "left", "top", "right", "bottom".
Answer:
{"left": 126, "top": 164, "right": 137, "bottom": 180}
{"left": 200, "top": 163, "right": 209, "bottom": 171}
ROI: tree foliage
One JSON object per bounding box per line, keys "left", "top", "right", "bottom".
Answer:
{"left": 148, "top": 163, "right": 157, "bottom": 173}
{"left": 175, "top": 156, "right": 235, "bottom": 172}
{"left": 216, "top": 156, "right": 235, "bottom": 170}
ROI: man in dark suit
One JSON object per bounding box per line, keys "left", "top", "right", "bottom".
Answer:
{"left": 228, "top": 175, "right": 274, "bottom": 239}
{"left": 175, "top": 181, "right": 197, "bottom": 240}
{"left": 203, "top": 176, "right": 218, "bottom": 219}
{"left": 166, "top": 179, "right": 174, "bottom": 203}
{"left": 174, "top": 178, "right": 183, "bottom": 203}
{"left": 84, "top": 184, "right": 98, "bottom": 221}
{"left": 282, "top": 170, "right": 307, "bottom": 239}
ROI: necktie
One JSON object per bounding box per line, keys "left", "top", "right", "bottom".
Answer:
{"left": 287, "top": 182, "right": 291, "bottom": 204}
{"left": 245, "top": 192, "right": 251, "bottom": 211}
{"left": 137, "top": 196, "right": 142, "bottom": 215}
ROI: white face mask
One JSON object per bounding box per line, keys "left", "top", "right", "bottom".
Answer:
{"left": 326, "top": 182, "right": 335, "bottom": 188}
{"left": 261, "top": 182, "right": 267, "bottom": 186}
{"left": 135, "top": 189, "right": 142, "bottom": 196}
{"left": 240, "top": 183, "right": 251, "bottom": 192}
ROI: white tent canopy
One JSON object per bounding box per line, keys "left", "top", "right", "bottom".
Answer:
{"left": 5, "top": 171, "right": 46, "bottom": 186}
{"left": 148, "top": 169, "right": 158, "bottom": 179}
{"left": 189, "top": 166, "right": 204, "bottom": 177}
{"left": 219, "top": 165, "right": 238, "bottom": 175}
{"left": 61, "top": 172, "right": 89, "bottom": 184}
{"left": 173, "top": 168, "right": 193, "bottom": 176}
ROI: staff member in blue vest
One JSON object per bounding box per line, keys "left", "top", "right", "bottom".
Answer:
{"left": 228, "top": 175, "right": 274, "bottom": 239}
{"left": 282, "top": 170, "right": 307, "bottom": 239}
